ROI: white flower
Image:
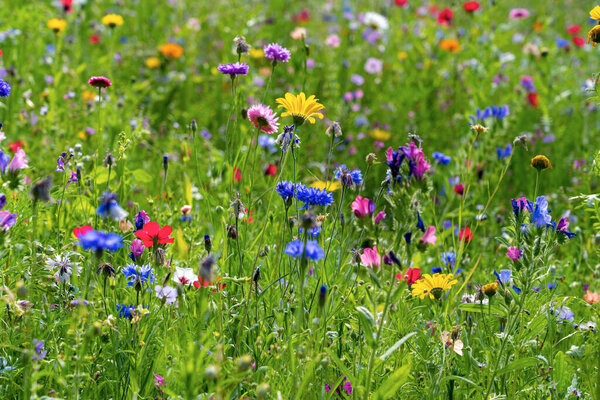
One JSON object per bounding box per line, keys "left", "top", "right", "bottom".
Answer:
{"left": 363, "top": 12, "right": 389, "bottom": 31}
{"left": 172, "top": 267, "right": 197, "bottom": 285}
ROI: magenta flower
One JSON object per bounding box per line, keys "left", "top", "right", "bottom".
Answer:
{"left": 419, "top": 226, "right": 437, "bottom": 245}
{"left": 88, "top": 76, "right": 112, "bottom": 88}
{"left": 264, "top": 43, "right": 291, "bottom": 63}
{"left": 509, "top": 8, "right": 530, "bottom": 19}
{"left": 8, "top": 148, "right": 28, "bottom": 172}
{"left": 364, "top": 57, "right": 383, "bottom": 74}
{"left": 247, "top": 104, "right": 279, "bottom": 134}
{"left": 506, "top": 246, "right": 522, "bottom": 261}
{"left": 153, "top": 373, "right": 164, "bottom": 387}
{"left": 351, "top": 195, "right": 375, "bottom": 218}
{"left": 556, "top": 217, "right": 569, "bottom": 231}
{"left": 130, "top": 239, "right": 145, "bottom": 261}
{"left": 360, "top": 246, "right": 381, "bottom": 269}
{"left": 217, "top": 62, "right": 249, "bottom": 76}
{"left": 375, "top": 211, "right": 386, "bottom": 225}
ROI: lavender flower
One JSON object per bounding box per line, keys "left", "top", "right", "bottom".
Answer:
{"left": 217, "top": 62, "right": 249, "bottom": 77}
{"left": 264, "top": 43, "right": 291, "bottom": 64}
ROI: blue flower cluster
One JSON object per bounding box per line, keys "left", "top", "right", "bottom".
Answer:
{"left": 122, "top": 264, "right": 155, "bottom": 288}
{"left": 496, "top": 144, "right": 512, "bottom": 160}
{"left": 0, "top": 78, "right": 11, "bottom": 97}
{"left": 469, "top": 104, "right": 510, "bottom": 124}
{"left": 334, "top": 164, "right": 363, "bottom": 188}
{"left": 432, "top": 151, "right": 451, "bottom": 165}
{"left": 285, "top": 240, "right": 325, "bottom": 261}
{"left": 117, "top": 304, "right": 135, "bottom": 318}
{"left": 276, "top": 181, "right": 295, "bottom": 201}
{"left": 296, "top": 184, "right": 334, "bottom": 207}
{"left": 78, "top": 230, "right": 123, "bottom": 252}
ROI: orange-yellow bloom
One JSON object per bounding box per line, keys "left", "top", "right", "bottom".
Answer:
{"left": 275, "top": 92, "right": 324, "bottom": 126}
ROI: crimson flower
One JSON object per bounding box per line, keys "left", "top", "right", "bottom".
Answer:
{"left": 437, "top": 8, "right": 454, "bottom": 25}
{"left": 463, "top": 1, "right": 480, "bottom": 12}
{"left": 566, "top": 25, "right": 581, "bottom": 35}
{"left": 134, "top": 221, "right": 174, "bottom": 248}
{"left": 264, "top": 163, "right": 277, "bottom": 177}
{"left": 454, "top": 183, "right": 465, "bottom": 196}
{"left": 527, "top": 93, "right": 538, "bottom": 108}
{"left": 73, "top": 225, "right": 93, "bottom": 238}
{"left": 573, "top": 36, "right": 585, "bottom": 48}
{"left": 459, "top": 227, "right": 474, "bottom": 243}
{"left": 397, "top": 268, "right": 421, "bottom": 285}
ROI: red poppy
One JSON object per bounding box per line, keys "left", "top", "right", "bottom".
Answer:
{"left": 264, "top": 163, "right": 277, "bottom": 177}
{"left": 0, "top": 50, "right": 3, "bottom": 57}
{"left": 566, "top": 24, "right": 581, "bottom": 35}
{"left": 459, "top": 227, "right": 474, "bottom": 243}
{"left": 397, "top": 268, "right": 421, "bottom": 285}
{"left": 8, "top": 141, "right": 22, "bottom": 152}
{"left": 193, "top": 276, "right": 226, "bottom": 292}
{"left": 463, "top": 1, "right": 480, "bottom": 12}
{"left": 73, "top": 225, "right": 93, "bottom": 239}
{"left": 527, "top": 92, "right": 538, "bottom": 108}
{"left": 90, "top": 35, "right": 100, "bottom": 44}
{"left": 134, "top": 221, "right": 174, "bottom": 248}
{"left": 454, "top": 183, "right": 465, "bottom": 196}
{"left": 394, "top": 0, "right": 407, "bottom": 6}
{"left": 233, "top": 167, "right": 242, "bottom": 182}
{"left": 61, "top": 0, "right": 73, "bottom": 13}
{"left": 437, "top": 8, "right": 454, "bottom": 26}
{"left": 293, "top": 9, "right": 311, "bottom": 23}
{"left": 572, "top": 36, "right": 585, "bottom": 48}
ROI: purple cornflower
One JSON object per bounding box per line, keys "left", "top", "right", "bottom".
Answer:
{"left": 364, "top": 57, "right": 383, "bottom": 74}
{"left": 0, "top": 78, "right": 11, "bottom": 97}
{"left": 264, "top": 43, "right": 291, "bottom": 63}
{"left": 334, "top": 164, "right": 363, "bottom": 188}
{"left": 134, "top": 210, "right": 150, "bottom": 231}
{"left": 0, "top": 150, "right": 9, "bottom": 173}
{"left": 129, "top": 239, "right": 145, "bottom": 262}
{"left": 0, "top": 211, "right": 17, "bottom": 231}
{"left": 520, "top": 75, "right": 536, "bottom": 92}
{"left": 217, "top": 62, "right": 249, "bottom": 77}
{"left": 32, "top": 339, "right": 46, "bottom": 360}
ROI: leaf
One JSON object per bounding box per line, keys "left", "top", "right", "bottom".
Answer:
{"left": 175, "top": 227, "right": 188, "bottom": 258}
{"left": 184, "top": 174, "right": 192, "bottom": 206}
{"left": 459, "top": 303, "right": 507, "bottom": 316}
{"left": 373, "top": 362, "right": 411, "bottom": 399}
{"left": 131, "top": 168, "right": 153, "bottom": 184}
{"left": 356, "top": 306, "right": 376, "bottom": 348}
{"left": 379, "top": 332, "right": 417, "bottom": 361}
{"left": 496, "top": 356, "right": 543, "bottom": 376}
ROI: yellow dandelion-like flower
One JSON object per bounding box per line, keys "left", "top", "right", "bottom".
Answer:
{"left": 587, "top": 25, "right": 600, "bottom": 48}
{"left": 590, "top": 5, "right": 600, "bottom": 20}
{"left": 530, "top": 155, "right": 552, "bottom": 171}
{"left": 160, "top": 43, "right": 184, "bottom": 59}
{"left": 275, "top": 92, "right": 324, "bottom": 126}
{"left": 145, "top": 57, "right": 161, "bottom": 69}
{"left": 101, "top": 14, "right": 124, "bottom": 28}
{"left": 47, "top": 18, "right": 67, "bottom": 34}
{"left": 482, "top": 282, "right": 498, "bottom": 297}
{"left": 311, "top": 181, "right": 341, "bottom": 192}
{"left": 249, "top": 48, "right": 264, "bottom": 59}
{"left": 411, "top": 273, "right": 458, "bottom": 300}
{"left": 369, "top": 129, "right": 391, "bottom": 141}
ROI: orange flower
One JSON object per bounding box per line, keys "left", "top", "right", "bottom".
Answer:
{"left": 440, "top": 38, "right": 461, "bottom": 53}
{"left": 160, "top": 43, "right": 184, "bottom": 59}
{"left": 584, "top": 290, "right": 600, "bottom": 304}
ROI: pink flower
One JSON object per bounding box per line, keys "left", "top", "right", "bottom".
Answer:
{"left": 153, "top": 373, "right": 164, "bottom": 387}
{"left": 360, "top": 246, "right": 380, "bottom": 269}
{"left": 420, "top": 226, "right": 437, "bottom": 245}
{"left": 247, "top": 104, "right": 279, "bottom": 134}
{"left": 8, "top": 148, "right": 28, "bottom": 172}
{"left": 325, "top": 34, "right": 341, "bottom": 48}
{"left": 88, "top": 76, "right": 112, "bottom": 88}
{"left": 506, "top": 246, "right": 522, "bottom": 261}
{"left": 351, "top": 195, "right": 375, "bottom": 218}
{"left": 509, "top": 8, "right": 530, "bottom": 19}
{"left": 375, "top": 211, "right": 386, "bottom": 225}
{"left": 130, "top": 239, "right": 145, "bottom": 260}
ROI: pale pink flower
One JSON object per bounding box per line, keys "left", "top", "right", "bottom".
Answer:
{"left": 420, "top": 226, "right": 437, "bottom": 245}
{"left": 9, "top": 148, "right": 28, "bottom": 172}
{"left": 360, "top": 246, "right": 381, "bottom": 269}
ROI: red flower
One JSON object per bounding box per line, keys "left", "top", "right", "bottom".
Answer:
{"left": 293, "top": 9, "right": 311, "bottom": 23}
{"left": 134, "top": 221, "right": 174, "bottom": 248}
{"left": 90, "top": 35, "right": 100, "bottom": 44}
{"left": 61, "top": 0, "right": 73, "bottom": 13}
{"left": 437, "top": 8, "right": 454, "bottom": 26}
{"left": 463, "top": 1, "right": 480, "bottom": 12}
{"left": 73, "top": 225, "right": 93, "bottom": 239}
{"left": 394, "top": 0, "right": 407, "bottom": 6}
{"left": 566, "top": 24, "right": 581, "bottom": 35}
{"left": 459, "top": 227, "right": 474, "bottom": 243}
{"left": 454, "top": 183, "right": 465, "bottom": 196}
{"left": 264, "top": 163, "right": 277, "bottom": 177}
{"left": 8, "top": 141, "right": 22, "bottom": 153}
{"left": 0, "top": 50, "right": 3, "bottom": 57}
{"left": 397, "top": 268, "right": 421, "bottom": 285}
{"left": 527, "top": 92, "right": 538, "bottom": 108}
{"left": 244, "top": 208, "right": 254, "bottom": 223}
{"left": 572, "top": 36, "right": 585, "bottom": 48}
{"left": 233, "top": 167, "right": 242, "bottom": 182}
{"left": 193, "top": 276, "right": 226, "bottom": 292}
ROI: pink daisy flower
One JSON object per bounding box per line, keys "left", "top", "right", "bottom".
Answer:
{"left": 247, "top": 104, "right": 279, "bottom": 134}
{"left": 88, "top": 76, "right": 112, "bottom": 88}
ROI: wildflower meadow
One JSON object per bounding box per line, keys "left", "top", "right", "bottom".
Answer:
{"left": 3, "top": 1, "right": 600, "bottom": 399}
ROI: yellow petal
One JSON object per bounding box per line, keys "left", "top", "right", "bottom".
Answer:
{"left": 591, "top": 6, "right": 600, "bottom": 20}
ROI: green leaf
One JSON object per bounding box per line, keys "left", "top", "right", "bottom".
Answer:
{"left": 131, "top": 168, "right": 153, "bottom": 184}
{"left": 496, "top": 356, "right": 543, "bottom": 376}
{"left": 379, "top": 332, "right": 417, "bottom": 361}
{"left": 459, "top": 303, "right": 507, "bottom": 316}
{"left": 356, "top": 306, "right": 376, "bottom": 348}
{"left": 373, "top": 362, "right": 411, "bottom": 400}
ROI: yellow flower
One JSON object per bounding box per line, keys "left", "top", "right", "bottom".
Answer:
{"left": 47, "top": 18, "right": 67, "bottom": 34}
{"left": 590, "top": 5, "right": 600, "bottom": 20}
{"left": 160, "top": 43, "right": 184, "bottom": 59}
{"left": 587, "top": 25, "right": 600, "bottom": 48}
{"left": 440, "top": 38, "right": 461, "bottom": 53}
{"left": 411, "top": 273, "right": 458, "bottom": 300}
{"left": 101, "top": 14, "right": 124, "bottom": 28}
{"left": 145, "top": 57, "right": 161, "bottom": 69}
{"left": 275, "top": 92, "right": 324, "bottom": 126}
{"left": 311, "top": 181, "right": 341, "bottom": 192}
{"left": 397, "top": 51, "right": 408, "bottom": 60}
{"left": 532, "top": 21, "right": 544, "bottom": 32}
{"left": 482, "top": 282, "right": 498, "bottom": 297}
{"left": 530, "top": 155, "right": 552, "bottom": 171}
{"left": 369, "top": 129, "right": 391, "bottom": 141}
{"left": 249, "top": 48, "right": 264, "bottom": 59}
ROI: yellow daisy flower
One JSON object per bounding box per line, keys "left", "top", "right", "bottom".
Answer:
{"left": 369, "top": 129, "right": 391, "bottom": 141}
{"left": 411, "top": 273, "right": 458, "bottom": 300}
{"left": 587, "top": 25, "right": 600, "bottom": 47}
{"left": 47, "top": 18, "right": 67, "bottom": 35}
{"left": 145, "top": 57, "right": 161, "bottom": 69}
{"left": 275, "top": 92, "right": 324, "bottom": 126}
{"left": 101, "top": 14, "right": 124, "bottom": 28}
{"left": 590, "top": 5, "right": 600, "bottom": 20}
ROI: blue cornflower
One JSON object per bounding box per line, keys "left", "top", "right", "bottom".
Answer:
{"left": 0, "top": 78, "right": 11, "bottom": 97}
{"left": 547, "top": 283, "right": 557, "bottom": 290}
{"left": 469, "top": 104, "right": 509, "bottom": 124}
{"left": 555, "top": 38, "right": 569, "bottom": 48}
{"left": 0, "top": 150, "right": 10, "bottom": 174}
{"left": 276, "top": 181, "right": 296, "bottom": 201}
{"left": 96, "top": 191, "right": 128, "bottom": 221}
{"left": 416, "top": 211, "right": 425, "bottom": 232}
{"left": 295, "top": 184, "right": 334, "bottom": 207}
{"left": 117, "top": 304, "right": 135, "bottom": 318}
{"left": 431, "top": 267, "right": 442, "bottom": 274}
{"left": 276, "top": 125, "right": 300, "bottom": 152}
{"left": 432, "top": 151, "right": 451, "bottom": 165}
{"left": 299, "top": 226, "right": 321, "bottom": 238}
{"left": 334, "top": 164, "right": 363, "bottom": 188}
{"left": 122, "top": 264, "right": 155, "bottom": 288}
{"left": 532, "top": 196, "right": 552, "bottom": 228}
{"left": 496, "top": 144, "right": 512, "bottom": 159}
{"left": 284, "top": 240, "right": 325, "bottom": 261}
{"left": 441, "top": 251, "right": 456, "bottom": 267}
{"left": 258, "top": 134, "right": 277, "bottom": 153}
{"left": 78, "top": 230, "right": 123, "bottom": 252}
{"left": 556, "top": 305, "right": 574, "bottom": 323}
{"left": 494, "top": 269, "right": 512, "bottom": 285}
{"left": 32, "top": 339, "right": 46, "bottom": 360}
